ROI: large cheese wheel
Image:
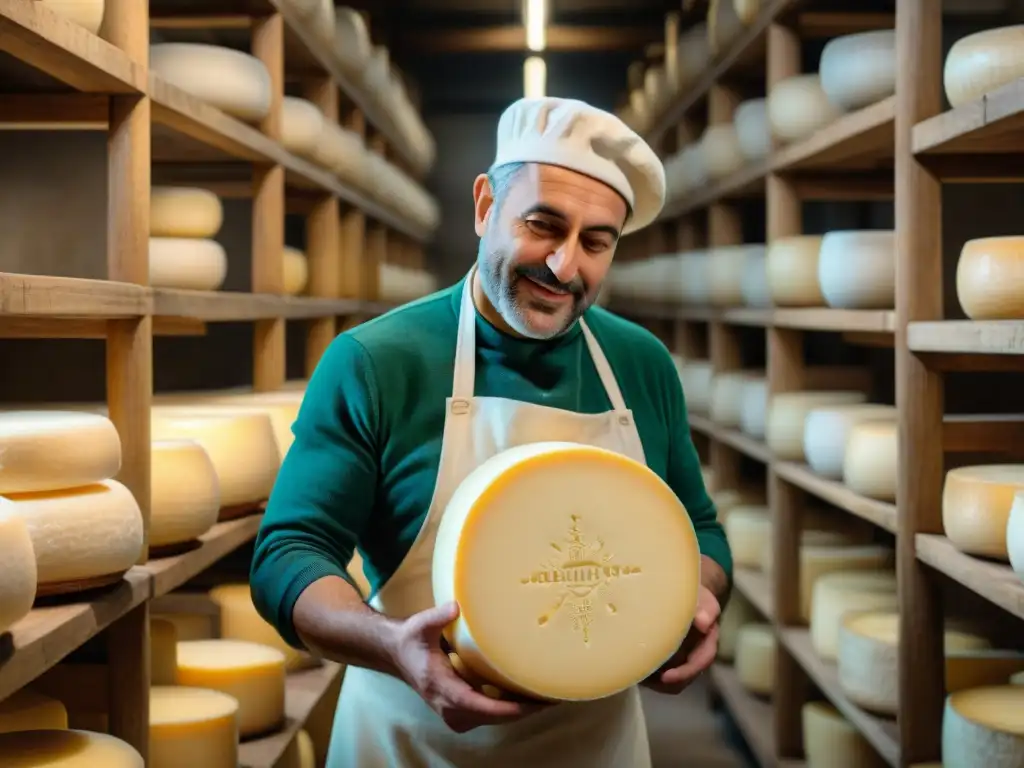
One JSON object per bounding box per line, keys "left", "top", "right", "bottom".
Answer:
{"left": 150, "top": 187, "right": 223, "bottom": 239}
{"left": 767, "top": 235, "right": 825, "bottom": 306}
{"left": 0, "top": 479, "right": 143, "bottom": 587}
{"left": 283, "top": 247, "right": 309, "bottom": 296}
{"left": 432, "top": 442, "right": 701, "bottom": 702}
{"left": 38, "top": 0, "right": 105, "bottom": 35}
{"left": 150, "top": 440, "right": 220, "bottom": 550}
{"left": 843, "top": 420, "right": 898, "bottom": 501}
{"left": 942, "top": 686, "right": 1024, "bottom": 767}
{"left": 710, "top": 371, "right": 764, "bottom": 427}
{"left": 708, "top": 246, "right": 747, "bottom": 307}
{"left": 956, "top": 237, "right": 1024, "bottom": 320}
{"left": 680, "top": 361, "right": 714, "bottom": 413}
{"left": 0, "top": 411, "right": 121, "bottom": 494}
{"left": 724, "top": 506, "right": 770, "bottom": 568}
{"left": 0, "top": 689, "right": 67, "bottom": 733}
{"left": 150, "top": 43, "right": 272, "bottom": 122}
{"left": 150, "top": 686, "right": 238, "bottom": 768}
{"left": 280, "top": 97, "right": 324, "bottom": 159}
{"left": 740, "top": 245, "right": 771, "bottom": 308}
{"left": 943, "top": 465, "right": 1024, "bottom": 560}
{"left": 808, "top": 570, "right": 897, "bottom": 659}
{"left": 149, "top": 237, "right": 228, "bottom": 292}
{"left": 767, "top": 74, "right": 843, "bottom": 143}
{"left": 803, "top": 702, "right": 885, "bottom": 768}
{"left": 151, "top": 617, "right": 178, "bottom": 686}
{"left": 176, "top": 640, "right": 286, "bottom": 737}
{"left": 819, "top": 31, "right": 898, "bottom": 111}
{"left": 281, "top": 730, "right": 315, "bottom": 768}
{"left": 701, "top": 124, "right": 745, "bottom": 179}
{"left": 734, "top": 98, "right": 771, "bottom": 161}
{"left": 718, "top": 592, "right": 759, "bottom": 662}
{"left": 767, "top": 391, "right": 868, "bottom": 461}
{"left": 944, "top": 26, "right": 1024, "bottom": 109}
{"left": 818, "top": 230, "right": 896, "bottom": 309}
{"left": 1008, "top": 491, "right": 1024, "bottom": 582}
{"left": 803, "top": 404, "right": 897, "bottom": 479}
{"left": 0, "top": 729, "right": 143, "bottom": 766}
{"left": 151, "top": 411, "right": 280, "bottom": 508}
{"left": 739, "top": 378, "right": 768, "bottom": 438}
{"left": 734, "top": 623, "right": 775, "bottom": 696}
{"left": 797, "top": 544, "right": 893, "bottom": 622}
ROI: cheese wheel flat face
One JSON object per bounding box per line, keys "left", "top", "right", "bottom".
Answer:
{"left": 734, "top": 97, "right": 771, "bottom": 160}
{"left": 818, "top": 230, "right": 896, "bottom": 310}
{"left": 0, "top": 411, "right": 122, "bottom": 494}
{"left": 150, "top": 187, "right": 223, "bottom": 239}
{"left": 734, "top": 623, "right": 775, "bottom": 695}
{"left": 802, "top": 701, "right": 885, "bottom": 768}
{"left": 724, "top": 506, "right": 769, "bottom": 568}
{"left": 150, "top": 43, "right": 272, "bottom": 122}
{"left": 803, "top": 405, "right": 897, "bottom": 480}
{"left": 283, "top": 247, "right": 309, "bottom": 296}
{"left": 944, "top": 26, "right": 1024, "bottom": 109}
{"left": 943, "top": 685, "right": 1024, "bottom": 768}
{"left": 819, "top": 30, "right": 897, "bottom": 112}
{"left": 710, "top": 371, "right": 764, "bottom": 427}
{"left": 740, "top": 245, "right": 771, "bottom": 308}
{"left": 767, "top": 74, "right": 843, "bottom": 143}
{"left": 943, "top": 465, "right": 1024, "bottom": 560}
{"left": 708, "top": 246, "right": 748, "bottom": 307}
{"left": 150, "top": 440, "right": 220, "bottom": 548}
{"left": 149, "top": 237, "right": 228, "bottom": 292}
{"left": 767, "top": 391, "right": 868, "bottom": 461}
{"left": 0, "top": 689, "right": 68, "bottom": 733}
{"left": 38, "top": 0, "right": 105, "bottom": 35}
{"left": 809, "top": 570, "right": 897, "bottom": 660}
{"left": 0, "top": 515, "right": 37, "bottom": 632}
{"left": 433, "top": 442, "right": 701, "bottom": 701}
{"left": 701, "top": 124, "right": 744, "bottom": 180}
{"left": 0, "top": 729, "right": 143, "bottom": 767}
{"left": 739, "top": 378, "right": 768, "bottom": 438}
{"left": 956, "top": 236, "right": 1024, "bottom": 320}
{"left": 150, "top": 686, "right": 238, "bottom": 768}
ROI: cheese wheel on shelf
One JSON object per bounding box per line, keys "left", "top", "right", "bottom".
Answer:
{"left": 819, "top": 30, "right": 897, "bottom": 111}
{"left": 0, "top": 411, "right": 121, "bottom": 494}
{"left": 708, "top": 246, "right": 748, "bottom": 307}
{"left": 818, "top": 230, "right": 896, "bottom": 309}
{"left": 0, "top": 479, "right": 143, "bottom": 588}
{"left": 1008, "top": 491, "right": 1024, "bottom": 582}
{"left": 767, "top": 235, "right": 825, "bottom": 306}
{"left": 808, "top": 570, "right": 897, "bottom": 660}
{"left": 0, "top": 729, "right": 143, "bottom": 766}
{"left": 701, "top": 124, "right": 745, "bottom": 180}
{"left": 710, "top": 371, "right": 764, "bottom": 428}
{"left": 150, "top": 43, "right": 272, "bottom": 122}
{"left": 740, "top": 245, "right": 771, "bottom": 308}
{"left": 718, "top": 592, "right": 759, "bottom": 662}
{"left": 39, "top": 0, "right": 105, "bottom": 35}
{"left": 734, "top": 97, "right": 771, "bottom": 161}
{"left": 176, "top": 639, "right": 286, "bottom": 738}
{"left": 281, "top": 729, "right": 315, "bottom": 768}
{"left": 724, "top": 506, "right": 770, "bottom": 569}
{"left": 150, "top": 187, "right": 223, "bottom": 239}
{"left": 0, "top": 689, "right": 67, "bottom": 732}
{"left": 956, "top": 237, "right": 1024, "bottom": 320}
{"left": 679, "top": 251, "right": 711, "bottom": 304}
{"left": 432, "top": 441, "right": 701, "bottom": 702}
{"left": 680, "top": 361, "right": 714, "bottom": 413}
{"left": 803, "top": 404, "right": 897, "bottom": 479}
{"left": 942, "top": 685, "right": 1024, "bottom": 767}
{"left": 0, "top": 516, "right": 36, "bottom": 633}
{"left": 944, "top": 26, "right": 1024, "bottom": 109}
{"left": 766, "top": 391, "right": 868, "bottom": 461}
{"left": 803, "top": 702, "right": 884, "bottom": 768}
{"left": 734, "top": 623, "right": 775, "bottom": 696}
{"left": 150, "top": 686, "right": 239, "bottom": 768}
{"left": 334, "top": 8, "right": 372, "bottom": 75}
{"left": 280, "top": 97, "right": 325, "bottom": 159}
{"left": 843, "top": 420, "right": 898, "bottom": 501}
{"left": 151, "top": 617, "right": 178, "bottom": 686}
{"left": 739, "top": 378, "right": 768, "bottom": 438}
{"left": 283, "top": 246, "right": 309, "bottom": 296}
{"left": 797, "top": 544, "right": 893, "bottom": 622}
{"left": 943, "top": 465, "right": 1024, "bottom": 559}
{"left": 760, "top": 526, "right": 872, "bottom": 574}
{"left": 713, "top": 486, "right": 766, "bottom": 524}
{"left": 150, "top": 440, "right": 220, "bottom": 550}
{"left": 767, "top": 74, "right": 843, "bottom": 143}
{"left": 149, "top": 237, "right": 228, "bottom": 292}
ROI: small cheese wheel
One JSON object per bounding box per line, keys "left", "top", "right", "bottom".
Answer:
{"left": 0, "top": 479, "right": 143, "bottom": 587}
{"left": 0, "top": 516, "right": 36, "bottom": 633}
{"left": 710, "top": 371, "right": 764, "bottom": 428}
{"left": 719, "top": 593, "right": 759, "bottom": 662}
{"left": 281, "top": 729, "right": 315, "bottom": 768}
{"left": 724, "top": 506, "right": 769, "bottom": 568}
{"left": 803, "top": 404, "right": 898, "bottom": 479}
{"left": 739, "top": 378, "right": 768, "bottom": 438}
{"left": 843, "top": 420, "right": 898, "bottom": 501}
{"left": 280, "top": 97, "right": 324, "bottom": 159}
{"left": 151, "top": 617, "right": 179, "bottom": 686}
{"left": 767, "top": 74, "right": 843, "bottom": 143}
{"left": 0, "top": 689, "right": 67, "bottom": 733}
{"left": 734, "top": 97, "right": 771, "bottom": 160}
{"left": 432, "top": 442, "right": 701, "bottom": 702}
{"left": 819, "top": 30, "right": 897, "bottom": 111}
{"left": 39, "top": 0, "right": 105, "bottom": 35}
{"left": 818, "top": 230, "right": 896, "bottom": 309}
{"left": 149, "top": 237, "right": 228, "bottom": 292}
{"left": 176, "top": 640, "right": 286, "bottom": 737}
{"left": 803, "top": 702, "right": 884, "bottom": 768}
{"left": 701, "top": 124, "right": 744, "bottom": 179}
{"left": 150, "top": 440, "right": 220, "bottom": 549}
{"left": 283, "top": 247, "right": 309, "bottom": 296}
{"left": 809, "top": 570, "right": 897, "bottom": 660}
{"left": 150, "top": 187, "right": 223, "bottom": 239}
{"left": 766, "top": 391, "right": 868, "bottom": 461}
{"left": 944, "top": 26, "right": 1024, "bottom": 109}
{"left": 150, "top": 686, "right": 239, "bottom": 768}
{"left": 708, "top": 245, "right": 748, "bottom": 307}
{"left": 680, "top": 361, "right": 714, "bottom": 413}
{"left": 1008, "top": 491, "right": 1024, "bottom": 581}
{"left": 0, "top": 729, "right": 143, "bottom": 766}
{"left": 956, "top": 237, "right": 1024, "bottom": 320}
{"left": 942, "top": 686, "right": 1024, "bottom": 767}
{"left": 797, "top": 544, "right": 893, "bottom": 622}
{"left": 209, "top": 583, "right": 319, "bottom": 672}
{"left": 0, "top": 411, "right": 122, "bottom": 494}
{"left": 767, "top": 235, "right": 825, "bottom": 306}
{"left": 734, "top": 623, "right": 775, "bottom": 696}
{"left": 740, "top": 245, "right": 771, "bottom": 308}
{"left": 943, "top": 465, "right": 1024, "bottom": 560}
{"left": 150, "top": 43, "right": 272, "bottom": 122}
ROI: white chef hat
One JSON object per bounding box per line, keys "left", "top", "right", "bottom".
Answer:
{"left": 489, "top": 97, "right": 666, "bottom": 234}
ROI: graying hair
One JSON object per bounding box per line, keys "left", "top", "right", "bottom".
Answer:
{"left": 486, "top": 162, "right": 527, "bottom": 212}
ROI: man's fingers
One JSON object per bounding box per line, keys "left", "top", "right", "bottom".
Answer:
{"left": 660, "top": 625, "right": 719, "bottom": 686}
{"left": 412, "top": 601, "right": 460, "bottom": 639}
{"left": 437, "top": 665, "right": 530, "bottom": 719}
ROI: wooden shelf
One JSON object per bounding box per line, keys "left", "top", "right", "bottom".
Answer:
{"left": 152, "top": 289, "right": 394, "bottom": 322}
{"left": 908, "top": 320, "right": 1024, "bottom": 356}
{"left": 609, "top": 303, "right": 895, "bottom": 334}
{"left": 0, "top": 273, "right": 150, "bottom": 318}
{"left": 734, "top": 567, "right": 774, "bottom": 620}
{"left": 688, "top": 414, "right": 772, "bottom": 464}
{"left": 774, "top": 463, "right": 898, "bottom": 533}
{"left": 916, "top": 534, "right": 1024, "bottom": 622}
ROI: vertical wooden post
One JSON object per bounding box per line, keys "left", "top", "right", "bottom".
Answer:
{"left": 895, "top": 0, "right": 946, "bottom": 763}
{"left": 340, "top": 109, "right": 367, "bottom": 304}
{"left": 365, "top": 133, "right": 388, "bottom": 300}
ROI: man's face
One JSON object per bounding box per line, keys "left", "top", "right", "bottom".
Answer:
{"left": 473, "top": 164, "right": 627, "bottom": 340}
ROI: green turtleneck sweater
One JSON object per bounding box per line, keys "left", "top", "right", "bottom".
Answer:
{"left": 250, "top": 276, "right": 731, "bottom": 647}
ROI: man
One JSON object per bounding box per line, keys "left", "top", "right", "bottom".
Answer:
{"left": 251, "top": 96, "right": 732, "bottom": 767}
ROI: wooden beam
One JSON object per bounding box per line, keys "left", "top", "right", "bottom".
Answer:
{"left": 397, "top": 24, "right": 661, "bottom": 53}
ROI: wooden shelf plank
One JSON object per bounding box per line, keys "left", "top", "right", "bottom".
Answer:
{"left": 908, "top": 320, "right": 1024, "bottom": 355}
{"left": 0, "top": 272, "right": 151, "bottom": 318}
{"left": 773, "top": 96, "right": 895, "bottom": 172}
{"left": 735, "top": 567, "right": 774, "bottom": 620}
{"left": 779, "top": 628, "right": 900, "bottom": 767}
{"left": 774, "top": 462, "right": 898, "bottom": 533}
{"left": 152, "top": 289, "right": 396, "bottom": 321}
{"left": 916, "top": 534, "right": 1024, "bottom": 621}
{"left": 610, "top": 302, "right": 895, "bottom": 334}
{"left": 660, "top": 157, "right": 768, "bottom": 219}
{"left": 913, "top": 76, "right": 1024, "bottom": 157}
{"left": 689, "top": 414, "right": 773, "bottom": 464}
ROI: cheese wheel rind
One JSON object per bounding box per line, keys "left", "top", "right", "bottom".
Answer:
{"left": 819, "top": 30, "right": 897, "bottom": 111}
{"left": 1008, "top": 491, "right": 1024, "bottom": 581}
{"left": 956, "top": 236, "right": 1024, "bottom": 320}
{"left": 150, "top": 440, "right": 220, "bottom": 548}
{"left": 150, "top": 686, "right": 239, "bottom": 768}
{"left": 808, "top": 570, "right": 897, "bottom": 660}
{"left": 803, "top": 701, "right": 885, "bottom": 768}
{"left": 942, "top": 685, "right": 1024, "bottom": 768}
{"left": 734, "top": 623, "right": 775, "bottom": 695}
{"left": 818, "top": 230, "right": 896, "bottom": 310}
{"left": 803, "top": 404, "right": 897, "bottom": 480}
{"left": 150, "top": 187, "right": 223, "bottom": 239}
{"left": 149, "top": 237, "right": 229, "bottom": 292}
{"left": 767, "top": 74, "right": 843, "bottom": 143}
{"left": 944, "top": 25, "right": 1024, "bottom": 109}
{"left": 767, "top": 235, "right": 825, "bottom": 307}
{"left": 767, "top": 390, "right": 868, "bottom": 461}
{"left": 0, "top": 729, "right": 143, "bottom": 767}
{"left": 281, "top": 97, "right": 325, "bottom": 159}
{"left": 943, "top": 465, "right": 1024, "bottom": 560}
{"left": 150, "top": 43, "right": 272, "bottom": 122}
{"left": 0, "top": 689, "right": 67, "bottom": 733}
{"left": 843, "top": 421, "right": 898, "bottom": 501}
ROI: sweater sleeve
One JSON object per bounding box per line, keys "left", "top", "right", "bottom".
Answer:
{"left": 250, "top": 334, "right": 381, "bottom": 648}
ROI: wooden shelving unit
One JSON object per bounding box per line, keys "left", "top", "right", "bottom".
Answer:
{"left": 0, "top": 0, "right": 436, "bottom": 763}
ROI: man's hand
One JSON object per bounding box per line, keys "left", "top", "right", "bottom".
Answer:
{"left": 643, "top": 585, "right": 721, "bottom": 695}
{"left": 393, "top": 601, "right": 549, "bottom": 733}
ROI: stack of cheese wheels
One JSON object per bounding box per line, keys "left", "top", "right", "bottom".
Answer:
{"left": 740, "top": 244, "right": 771, "bottom": 308}
{"left": 432, "top": 441, "right": 701, "bottom": 702}
{"left": 150, "top": 44, "right": 271, "bottom": 123}
{"left": 803, "top": 701, "right": 885, "bottom": 768}
{"left": 149, "top": 187, "right": 228, "bottom": 291}
{"left": 838, "top": 611, "right": 1024, "bottom": 717}
{"left": 280, "top": 96, "right": 324, "bottom": 161}
{"left": 766, "top": 391, "right": 869, "bottom": 461}
{"left": 734, "top": 98, "right": 771, "bottom": 161}
{"left": 718, "top": 592, "right": 759, "bottom": 663}
{"left": 767, "top": 73, "right": 843, "bottom": 143}
{"left": 803, "top": 404, "right": 897, "bottom": 479}
{"left": 708, "top": 245, "right": 748, "bottom": 306}
{"left": 943, "top": 465, "right": 1024, "bottom": 560}
{"left": 808, "top": 570, "right": 897, "bottom": 660}
{"left": 739, "top": 377, "right": 768, "bottom": 438}
{"left": 724, "top": 506, "right": 770, "bottom": 568}
{"left": 956, "top": 237, "right": 1024, "bottom": 319}
{"left": 149, "top": 440, "right": 220, "bottom": 555}
{"left": 150, "top": 686, "right": 240, "bottom": 768}
{"left": 819, "top": 30, "right": 897, "bottom": 111}
{"left": 283, "top": 245, "right": 309, "bottom": 296}
{"left": 710, "top": 371, "right": 765, "bottom": 427}
{"left": 39, "top": 0, "right": 106, "bottom": 34}
{"left": 0, "top": 730, "right": 143, "bottom": 766}
{"left": 734, "top": 623, "right": 775, "bottom": 696}
{"left": 942, "top": 685, "right": 1024, "bottom": 768}
{"left": 378, "top": 263, "right": 440, "bottom": 303}
{"left": 767, "top": 235, "right": 825, "bottom": 306}
{"left": 843, "top": 420, "right": 898, "bottom": 500}
{"left": 0, "top": 411, "right": 144, "bottom": 597}
{"left": 818, "top": 230, "right": 897, "bottom": 309}
{"left": 1008, "top": 491, "right": 1024, "bottom": 583}
{"left": 795, "top": 544, "right": 894, "bottom": 622}
{"left": 0, "top": 689, "right": 68, "bottom": 732}
{"left": 701, "top": 123, "right": 744, "bottom": 179}
{"left": 944, "top": 26, "right": 1024, "bottom": 109}
{"left": 679, "top": 359, "right": 714, "bottom": 413}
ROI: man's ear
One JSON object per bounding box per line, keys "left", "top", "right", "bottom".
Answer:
{"left": 473, "top": 173, "right": 494, "bottom": 238}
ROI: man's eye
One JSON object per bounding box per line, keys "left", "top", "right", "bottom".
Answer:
{"left": 526, "top": 220, "right": 557, "bottom": 235}
{"left": 582, "top": 239, "right": 611, "bottom": 253}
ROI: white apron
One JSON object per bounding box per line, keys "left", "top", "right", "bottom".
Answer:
{"left": 327, "top": 271, "right": 653, "bottom": 768}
